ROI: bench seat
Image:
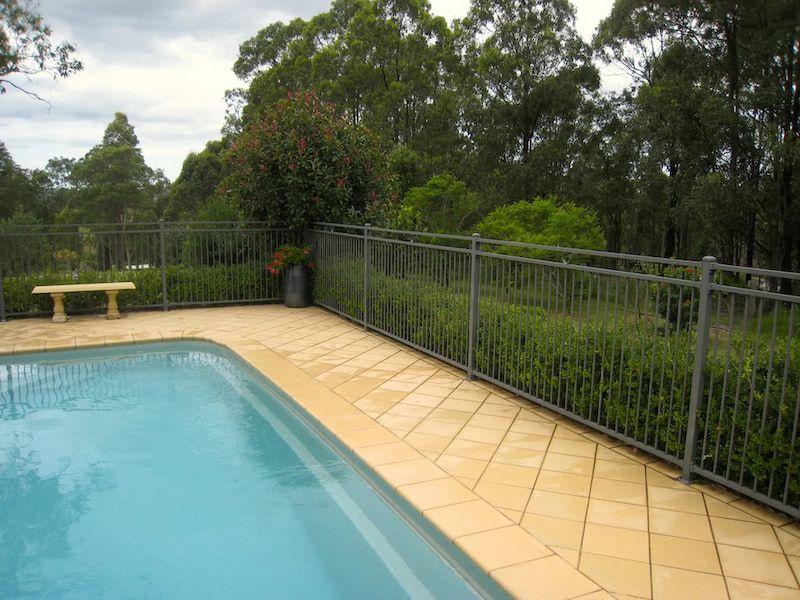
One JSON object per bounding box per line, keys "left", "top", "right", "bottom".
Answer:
{"left": 32, "top": 282, "right": 136, "bottom": 322}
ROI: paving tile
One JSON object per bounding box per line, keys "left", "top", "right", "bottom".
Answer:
{"left": 520, "top": 513, "right": 585, "bottom": 549}
{"left": 477, "top": 403, "right": 520, "bottom": 418}
{"left": 590, "top": 477, "right": 648, "bottom": 505}
{"left": 542, "top": 452, "right": 595, "bottom": 476}
{"left": 438, "top": 397, "right": 482, "bottom": 412}
{"left": 579, "top": 553, "right": 651, "bottom": 599}
{"left": 403, "top": 431, "right": 451, "bottom": 455}
{"left": 509, "top": 419, "right": 556, "bottom": 435}
{"left": 648, "top": 485, "right": 707, "bottom": 515}
{"left": 436, "top": 454, "right": 488, "bottom": 480}
{"left": 467, "top": 413, "right": 514, "bottom": 431}
{"left": 548, "top": 437, "right": 597, "bottom": 458}
{"left": 592, "top": 458, "right": 646, "bottom": 483}
{"left": 412, "top": 419, "right": 463, "bottom": 437}
{"left": 425, "top": 499, "right": 511, "bottom": 540}
{"left": 587, "top": 498, "right": 648, "bottom": 531}
{"left": 374, "top": 458, "right": 449, "bottom": 488}
{"left": 651, "top": 565, "right": 728, "bottom": 600}
{"left": 492, "top": 556, "right": 600, "bottom": 600}
{"left": 717, "top": 544, "right": 797, "bottom": 587}
{"left": 474, "top": 480, "right": 531, "bottom": 511}
{"left": 336, "top": 426, "right": 400, "bottom": 448}
{"left": 535, "top": 469, "right": 592, "bottom": 497}
{"left": 527, "top": 490, "right": 589, "bottom": 522}
{"left": 503, "top": 431, "right": 553, "bottom": 451}
{"left": 704, "top": 496, "right": 762, "bottom": 523}
{"left": 728, "top": 499, "right": 793, "bottom": 527}
{"left": 455, "top": 526, "right": 551, "bottom": 572}
{"left": 396, "top": 477, "right": 477, "bottom": 511}
{"left": 777, "top": 529, "right": 800, "bottom": 557}
{"left": 552, "top": 546, "right": 580, "bottom": 568}
{"left": 427, "top": 407, "right": 474, "bottom": 424}
{"left": 481, "top": 462, "right": 539, "bottom": 488}
{"left": 710, "top": 516, "right": 783, "bottom": 552}
{"left": 457, "top": 425, "right": 507, "bottom": 444}
{"left": 443, "top": 438, "right": 498, "bottom": 460}
{"left": 582, "top": 523, "right": 650, "bottom": 562}
{"left": 650, "top": 533, "right": 722, "bottom": 574}
{"left": 354, "top": 441, "right": 423, "bottom": 466}
{"left": 726, "top": 578, "right": 800, "bottom": 600}
{"left": 492, "top": 445, "right": 545, "bottom": 468}
{"left": 648, "top": 507, "right": 713, "bottom": 542}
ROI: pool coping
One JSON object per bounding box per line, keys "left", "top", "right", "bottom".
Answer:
{"left": 0, "top": 318, "right": 609, "bottom": 600}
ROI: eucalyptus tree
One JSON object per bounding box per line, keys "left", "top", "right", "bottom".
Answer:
{"left": 456, "top": 0, "right": 599, "bottom": 203}
{"left": 0, "top": 0, "right": 82, "bottom": 99}
{"left": 69, "top": 113, "right": 168, "bottom": 224}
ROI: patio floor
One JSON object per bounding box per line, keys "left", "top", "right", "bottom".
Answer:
{"left": 1, "top": 305, "right": 799, "bottom": 599}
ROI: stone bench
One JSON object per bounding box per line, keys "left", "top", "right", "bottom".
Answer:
{"left": 32, "top": 282, "right": 136, "bottom": 323}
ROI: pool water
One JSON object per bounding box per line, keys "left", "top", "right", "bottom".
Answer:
{"left": 0, "top": 343, "right": 500, "bottom": 599}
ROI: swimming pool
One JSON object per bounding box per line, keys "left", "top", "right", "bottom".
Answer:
{"left": 0, "top": 342, "right": 505, "bottom": 599}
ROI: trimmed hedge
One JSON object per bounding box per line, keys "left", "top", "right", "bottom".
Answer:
{"left": 3, "top": 264, "right": 280, "bottom": 314}
{"left": 315, "top": 261, "right": 800, "bottom": 506}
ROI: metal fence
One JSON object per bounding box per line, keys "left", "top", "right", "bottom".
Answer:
{"left": 0, "top": 222, "right": 295, "bottom": 319}
{"left": 309, "top": 223, "right": 800, "bottom": 518}
{"left": 2, "top": 220, "right": 798, "bottom": 516}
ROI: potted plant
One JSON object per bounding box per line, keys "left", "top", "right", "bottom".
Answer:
{"left": 267, "top": 244, "right": 315, "bottom": 308}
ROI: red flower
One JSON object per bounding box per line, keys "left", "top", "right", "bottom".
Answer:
{"left": 298, "top": 137, "right": 307, "bottom": 154}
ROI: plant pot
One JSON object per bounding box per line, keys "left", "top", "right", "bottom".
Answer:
{"left": 283, "top": 264, "right": 311, "bottom": 308}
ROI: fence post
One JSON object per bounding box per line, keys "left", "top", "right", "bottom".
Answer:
{"left": 363, "top": 223, "right": 371, "bottom": 331}
{"left": 467, "top": 233, "right": 481, "bottom": 380}
{"left": 681, "top": 255, "right": 716, "bottom": 483}
{"left": 0, "top": 262, "right": 6, "bottom": 322}
{"left": 159, "top": 220, "right": 168, "bottom": 311}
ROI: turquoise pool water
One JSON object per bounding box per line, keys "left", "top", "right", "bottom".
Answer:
{"left": 0, "top": 342, "right": 503, "bottom": 599}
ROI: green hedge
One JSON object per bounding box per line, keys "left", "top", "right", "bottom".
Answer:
{"left": 3, "top": 264, "right": 280, "bottom": 314}
{"left": 315, "top": 262, "right": 800, "bottom": 507}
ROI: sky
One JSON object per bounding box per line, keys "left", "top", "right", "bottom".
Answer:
{"left": 1, "top": 0, "right": 618, "bottom": 181}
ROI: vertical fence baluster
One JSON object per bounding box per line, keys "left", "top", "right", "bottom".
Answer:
{"left": 363, "top": 223, "right": 371, "bottom": 330}
{"left": 681, "top": 256, "right": 716, "bottom": 482}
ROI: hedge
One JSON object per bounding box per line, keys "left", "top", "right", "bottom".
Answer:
{"left": 315, "top": 260, "right": 800, "bottom": 506}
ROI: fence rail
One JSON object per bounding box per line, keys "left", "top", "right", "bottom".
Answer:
{"left": 0, "top": 221, "right": 295, "bottom": 318}
{"left": 309, "top": 223, "right": 800, "bottom": 518}
{"left": 2, "top": 220, "right": 799, "bottom": 517}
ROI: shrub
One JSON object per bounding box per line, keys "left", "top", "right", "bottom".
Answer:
{"left": 222, "top": 90, "right": 396, "bottom": 229}
{"left": 314, "top": 263, "right": 800, "bottom": 505}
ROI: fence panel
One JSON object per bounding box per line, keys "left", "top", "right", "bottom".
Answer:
{"left": 0, "top": 222, "right": 292, "bottom": 318}
{"left": 692, "top": 266, "right": 800, "bottom": 512}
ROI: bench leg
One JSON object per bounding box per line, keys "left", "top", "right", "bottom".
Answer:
{"left": 105, "top": 290, "right": 121, "bottom": 319}
{"left": 50, "top": 293, "right": 68, "bottom": 323}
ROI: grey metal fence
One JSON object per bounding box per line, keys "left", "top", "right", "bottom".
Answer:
{"left": 3, "top": 219, "right": 798, "bottom": 516}
{"left": 309, "top": 223, "right": 800, "bottom": 518}
{"left": 0, "top": 222, "right": 295, "bottom": 319}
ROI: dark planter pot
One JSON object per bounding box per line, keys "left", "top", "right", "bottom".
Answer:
{"left": 283, "top": 264, "right": 311, "bottom": 308}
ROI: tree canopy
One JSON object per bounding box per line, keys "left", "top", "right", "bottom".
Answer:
{"left": 0, "top": 0, "right": 82, "bottom": 99}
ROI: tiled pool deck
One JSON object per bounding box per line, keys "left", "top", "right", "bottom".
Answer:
{"left": 2, "top": 305, "right": 799, "bottom": 600}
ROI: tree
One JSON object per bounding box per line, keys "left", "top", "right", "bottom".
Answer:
{"left": 163, "top": 140, "right": 226, "bottom": 221}
{"left": 457, "top": 0, "right": 599, "bottom": 202}
{"left": 393, "top": 173, "right": 479, "bottom": 233}
{"left": 222, "top": 90, "right": 396, "bottom": 229}
{"left": 1, "top": 0, "right": 82, "bottom": 99}
{"left": 477, "top": 197, "right": 605, "bottom": 260}
{"left": 0, "top": 140, "right": 36, "bottom": 219}
{"left": 69, "top": 113, "right": 168, "bottom": 223}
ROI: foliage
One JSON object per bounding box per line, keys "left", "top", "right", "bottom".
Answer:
{"left": 392, "top": 173, "right": 480, "bottom": 234}
{"left": 477, "top": 197, "right": 605, "bottom": 260}
{"left": 314, "top": 262, "right": 800, "bottom": 505}
{"left": 266, "top": 244, "right": 314, "bottom": 275}
{"left": 2, "top": 264, "right": 280, "bottom": 314}
{"left": 163, "top": 140, "right": 226, "bottom": 221}
{"left": 223, "top": 90, "right": 396, "bottom": 229}
{"left": 68, "top": 113, "right": 169, "bottom": 223}
{"left": 0, "top": 0, "right": 82, "bottom": 99}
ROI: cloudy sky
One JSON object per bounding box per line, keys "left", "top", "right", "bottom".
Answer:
{"left": 1, "top": 0, "right": 618, "bottom": 181}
